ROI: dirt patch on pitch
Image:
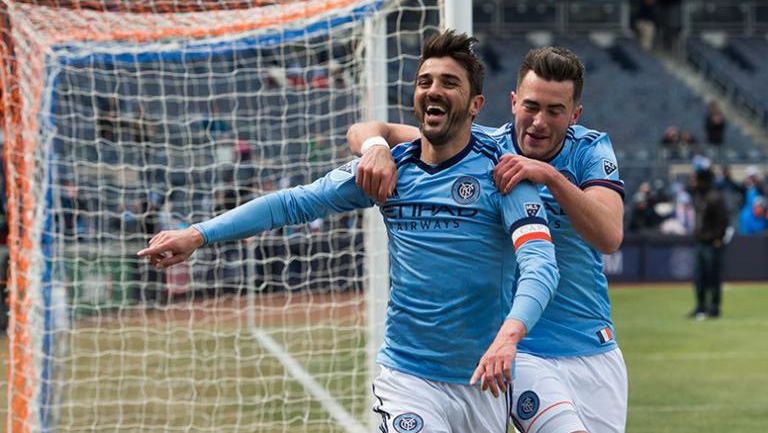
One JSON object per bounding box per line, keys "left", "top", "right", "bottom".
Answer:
{"left": 75, "top": 290, "right": 367, "bottom": 330}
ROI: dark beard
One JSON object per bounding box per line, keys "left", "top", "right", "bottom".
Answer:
{"left": 420, "top": 124, "right": 450, "bottom": 146}
{"left": 415, "top": 102, "right": 471, "bottom": 147}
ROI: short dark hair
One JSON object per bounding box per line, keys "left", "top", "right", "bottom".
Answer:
{"left": 517, "top": 46, "right": 585, "bottom": 103}
{"left": 416, "top": 30, "right": 485, "bottom": 97}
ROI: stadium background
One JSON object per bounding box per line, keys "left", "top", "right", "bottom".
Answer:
{"left": 0, "top": 0, "right": 767, "bottom": 432}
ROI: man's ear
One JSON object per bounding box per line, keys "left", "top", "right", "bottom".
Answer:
{"left": 470, "top": 94, "right": 485, "bottom": 117}
{"left": 571, "top": 104, "right": 583, "bottom": 125}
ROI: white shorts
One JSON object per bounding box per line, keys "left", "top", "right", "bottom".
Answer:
{"left": 372, "top": 366, "right": 509, "bottom": 433}
{"left": 510, "top": 348, "right": 628, "bottom": 433}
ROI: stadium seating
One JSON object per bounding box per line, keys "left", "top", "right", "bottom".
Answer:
{"left": 687, "top": 35, "right": 768, "bottom": 128}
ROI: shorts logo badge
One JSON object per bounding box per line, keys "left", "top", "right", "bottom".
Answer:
{"left": 451, "top": 176, "right": 481, "bottom": 205}
{"left": 393, "top": 412, "right": 423, "bottom": 433}
{"left": 517, "top": 390, "right": 540, "bottom": 420}
{"left": 603, "top": 159, "right": 617, "bottom": 176}
{"left": 524, "top": 202, "right": 541, "bottom": 217}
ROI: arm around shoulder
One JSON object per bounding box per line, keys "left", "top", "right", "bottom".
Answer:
{"left": 347, "top": 121, "right": 419, "bottom": 155}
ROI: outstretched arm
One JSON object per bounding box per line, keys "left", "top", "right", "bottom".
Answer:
{"left": 137, "top": 193, "right": 291, "bottom": 269}
{"left": 346, "top": 121, "right": 419, "bottom": 155}
{"left": 138, "top": 161, "right": 373, "bottom": 269}
{"left": 347, "top": 121, "right": 419, "bottom": 202}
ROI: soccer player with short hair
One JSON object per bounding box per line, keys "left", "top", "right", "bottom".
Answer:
{"left": 138, "top": 31, "right": 559, "bottom": 433}
{"left": 347, "top": 46, "right": 628, "bottom": 433}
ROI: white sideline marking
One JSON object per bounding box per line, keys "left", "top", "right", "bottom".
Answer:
{"left": 252, "top": 329, "right": 368, "bottom": 433}
{"left": 632, "top": 403, "right": 767, "bottom": 413}
{"left": 632, "top": 351, "right": 768, "bottom": 361}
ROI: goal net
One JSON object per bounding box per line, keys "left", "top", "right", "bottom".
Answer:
{"left": 1, "top": 1, "right": 440, "bottom": 431}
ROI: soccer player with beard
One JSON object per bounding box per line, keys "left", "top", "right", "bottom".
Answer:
{"left": 138, "top": 31, "right": 559, "bottom": 433}
{"left": 347, "top": 47, "right": 628, "bottom": 433}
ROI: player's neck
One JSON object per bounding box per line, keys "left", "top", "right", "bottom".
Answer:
{"left": 421, "top": 127, "right": 472, "bottom": 165}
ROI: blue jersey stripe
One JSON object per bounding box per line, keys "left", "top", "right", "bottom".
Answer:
{"left": 393, "top": 145, "right": 418, "bottom": 164}
{"left": 580, "top": 179, "right": 626, "bottom": 200}
{"left": 508, "top": 216, "right": 548, "bottom": 234}
{"left": 472, "top": 136, "right": 503, "bottom": 155}
{"left": 472, "top": 145, "right": 499, "bottom": 165}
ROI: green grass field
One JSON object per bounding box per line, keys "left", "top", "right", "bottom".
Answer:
{"left": 614, "top": 283, "right": 768, "bottom": 433}
{"left": 1, "top": 282, "right": 767, "bottom": 432}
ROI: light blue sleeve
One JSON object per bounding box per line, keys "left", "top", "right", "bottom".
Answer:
{"left": 194, "top": 160, "right": 374, "bottom": 245}
{"left": 500, "top": 181, "right": 559, "bottom": 332}
{"left": 577, "top": 134, "right": 625, "bottom": 199}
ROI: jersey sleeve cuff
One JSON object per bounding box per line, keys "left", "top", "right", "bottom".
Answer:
{"left": 506, "top": 295, "right": 545, "bottom": 333}
{"left": 191, "top": 223, "right": 211, "bottom": 246}
{"left": 580, "top": 179, "right": 625, "bottom": 200}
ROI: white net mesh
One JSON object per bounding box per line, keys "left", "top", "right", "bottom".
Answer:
{"left": 2, "top": 1, "right": 440, "bottom": 432}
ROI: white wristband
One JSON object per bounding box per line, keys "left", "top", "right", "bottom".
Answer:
{"left": 360, "top": 136, "right": 390, "bottom": 154}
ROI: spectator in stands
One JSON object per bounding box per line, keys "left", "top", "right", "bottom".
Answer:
{"left": 60, "top": 180, "right": 87, "bottom": 239}
{"left": 236, "top": 139, "right": 252, "bottom": 163}
{"left": 477, "top": 32, "right": 503, "bottom": 74}
{"left": 634, "top": 0, "right": 657, "bottom": 51}
{"left": 264, "top": 58, "right": 288, "bottom": 88}
{"left": 660, "top": 125, "right": 678, "bottom": 144}
{"left": 628, "top": 181, "right": 663, "bottom": 233}
{"left": 680, "top": 130, "right": 697, "bottom": 146}
{"left": 660, "top": 125, "right": 694, "bottom": 159}
{"left": 96, "top": 96, "right": 119, "bottom": 143}
{"left": 738, "top": 166, "right": 768, "bottom": 235}
{"left": 679, "top": 130, "right": 698, "bottom": 159}
{"left": 704, "top": 100, "right": 726, "bottom": 147}
{"left": 690, "top": 164, "right": 729, "bottom": 319}
{"left": 286, "top": 59, "right": 307, "bottom": 89}
{"left": 657, "top": 0, "right": 682, "bottom": 51}
{"left": 660, "top": 180, "right": 694, "bottom": 235}
{"left": 716, "top": 165, "right": 744, "bottom": 229}
{"left": 203, "top": 101, "right": 232, "bottom": 137}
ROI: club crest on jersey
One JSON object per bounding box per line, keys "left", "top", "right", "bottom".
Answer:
{"left": 517, "top": 390, "right": 540, "bottom": 420}
{"left": 524, "top": 202, "right": 542, "bottom": 217}
{"left": 393, "top": 412, "right": 424, "bottom": 433}
{"left": 603, "top": 159, "right": 617, "bottom": 176}
{"left": 451, "top": 176, "right": 481, "bottom": 205}
{"left": 329, "top": 161, "right": 355, "bottom": 182}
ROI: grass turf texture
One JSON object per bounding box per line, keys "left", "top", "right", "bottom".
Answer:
{"left": 1, "top": 283, "right": 767, "bottom": 432}
{"left": 614, "top": 283, "right": 768, "bottom": 433}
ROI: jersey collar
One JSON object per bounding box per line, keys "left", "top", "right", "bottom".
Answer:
{"left": 410, "top": 136, "right": 475, "bottom": 175}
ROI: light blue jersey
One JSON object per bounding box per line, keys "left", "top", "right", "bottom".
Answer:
{"left": 476, "top": 122, "right": 625, "bottom": 357}
{"left": 195, "top": 130, "right": 559, "bottom": 384}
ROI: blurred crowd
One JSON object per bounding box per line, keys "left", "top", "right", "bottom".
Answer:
{"left": 628, "top": 159, "right": 766, "bottom": 236}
